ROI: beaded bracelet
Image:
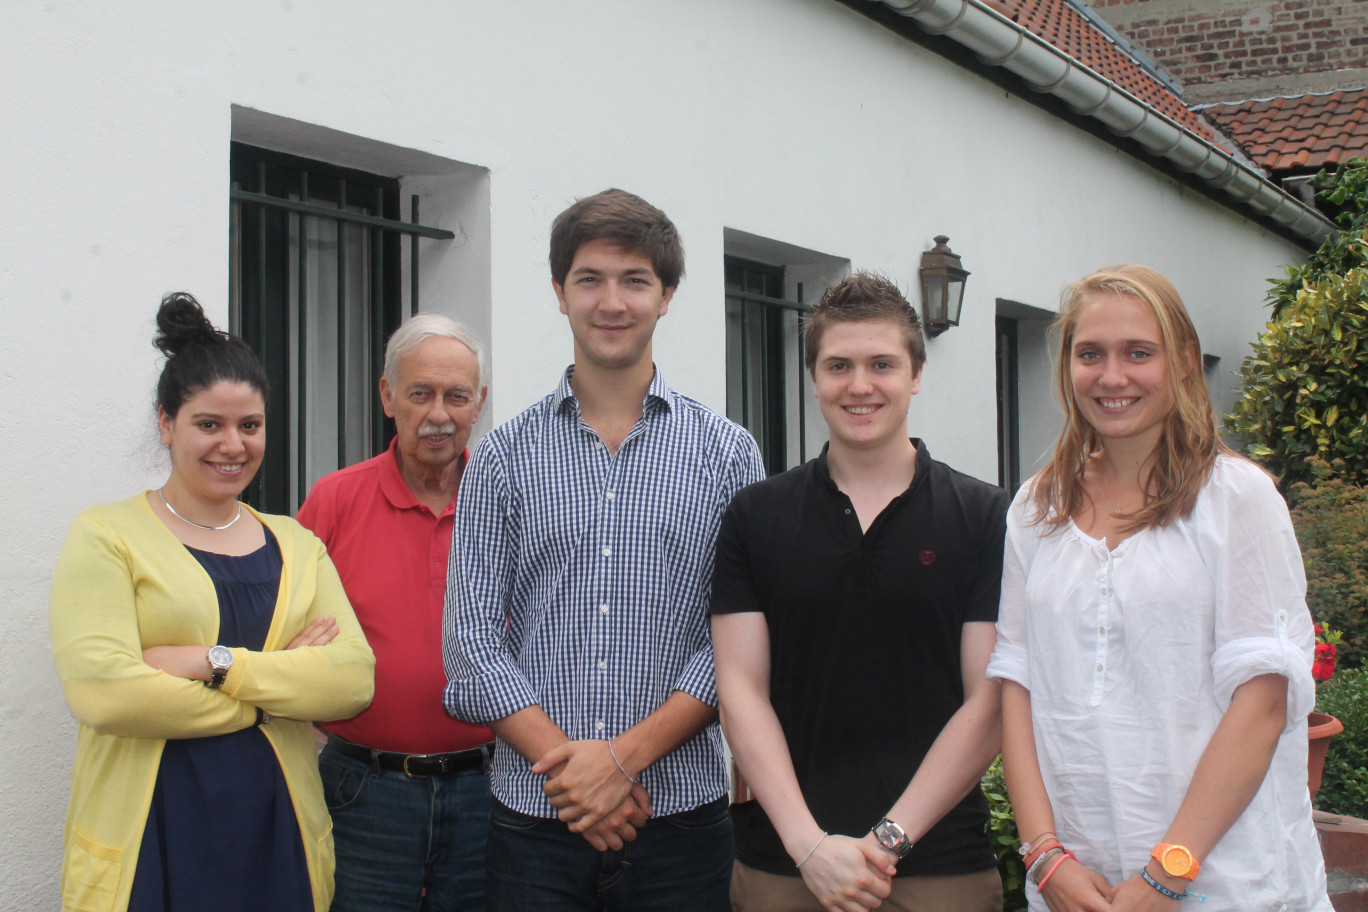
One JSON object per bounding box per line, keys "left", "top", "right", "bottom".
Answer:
{"left": 1142, "top": 868, "right": 1206, "bottom": 903}
{"left": 1027, "top": 847, "right": 1065, "bottom": 884}
{"left": 1023, "top": 842, "right": 1061, "bottom": 875}
{"left": 1023, "top": 839, "right": 1064, "bottom": 871}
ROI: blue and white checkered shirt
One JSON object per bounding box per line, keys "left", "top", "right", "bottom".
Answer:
{"left": 442, "top": 366, "right": 765, "bottom": 818}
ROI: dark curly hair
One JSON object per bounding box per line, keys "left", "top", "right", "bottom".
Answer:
{"left": 154, "top": 292, "right": 268, "bottom": 417}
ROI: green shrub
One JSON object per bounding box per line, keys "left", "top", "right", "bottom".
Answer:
{"left": 1268, "top": 159, "right": 1368, "bottom": 319}
{"left": 1289, "top": 462, "right": 1368, "bottom": 668}
{"left": 982, "top": 757, "right": 1027, "bottom": 912}
{"left": 1225, "top": 263, "right": 1368, "bottom": 487}
{"left": 1314, "top": 665, "right": 1368, "bottom": 819}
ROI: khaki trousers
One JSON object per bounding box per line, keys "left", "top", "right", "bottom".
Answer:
{"left": 731, "top": 859, "right": 1003, "bottom": 912}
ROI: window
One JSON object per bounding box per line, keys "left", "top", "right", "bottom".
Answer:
{"left": 229, "top": 143, "right": 452, "bottom": 513}
{"left": 995, "top": 297, "right": 1060, "bottom": 491}
{"left": 725, "top": 257, "right": 808, "bottom": 475}
{"left": 996, "top": 315, "right": 1022, "bottom": 493}
{"left": 723, "top": 231, "right": 847, "bottom": 477}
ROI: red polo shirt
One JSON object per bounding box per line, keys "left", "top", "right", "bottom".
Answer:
{"left": 298, "top": 439, "right": 494, "bottom": 754}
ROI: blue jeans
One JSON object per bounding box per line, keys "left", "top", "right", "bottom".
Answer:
{"left": 319, "top": 743, "right": 492, "bottom": 912}
{"left": 486, "top": 795, "right": 733, "bottom": 911}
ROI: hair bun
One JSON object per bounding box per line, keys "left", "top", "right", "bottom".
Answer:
{"left": 154, "top": 292, "right": 222, "bottom": 357}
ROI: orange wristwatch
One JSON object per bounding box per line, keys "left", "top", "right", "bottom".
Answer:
{"left": 1151, "top": 843, "right": 1200, "bottom": 881}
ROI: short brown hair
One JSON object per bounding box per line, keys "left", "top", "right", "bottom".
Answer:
{"left": 549, "top": 189, "right": 684, "bottom": 289}
{"left": 803, "top": 272, "right": 926, "bottom": 374}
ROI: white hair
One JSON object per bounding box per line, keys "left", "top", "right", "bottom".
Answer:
{"left": 382, "top": 313, "right": 487, "bottom": 391}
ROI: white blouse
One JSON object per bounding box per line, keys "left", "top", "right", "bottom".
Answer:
{"left": 988, "top": 455, "right": 1332, "bottom": 912}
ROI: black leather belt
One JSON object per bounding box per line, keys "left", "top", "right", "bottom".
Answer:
{"left": 325, "top": 733, "right": 494, "bottom": 778}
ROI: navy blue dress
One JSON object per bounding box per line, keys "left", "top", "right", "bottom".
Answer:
{"left": 128, "top": 529, "right": 313, "bottom": 912}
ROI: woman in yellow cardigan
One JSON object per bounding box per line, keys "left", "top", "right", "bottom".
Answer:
{"left": 50, "top": 292, "right": 374, "bottom": 912}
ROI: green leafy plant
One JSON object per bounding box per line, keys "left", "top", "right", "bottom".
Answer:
{"left": 982, "top": 757, "right": 1027, "bottom": 912}
{"left": 1289, "top": 461, "right": 1368, "bottom": 669}
{"left": 1268, "top": 158, "right": 1368, "bottom": 319}
{"left": 1225, "top": 264, "right": 1368, "bottom": 487}
{"left": 1313, "top": 664, "right": 1368, "bottom": 818}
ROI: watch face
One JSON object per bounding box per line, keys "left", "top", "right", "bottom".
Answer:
{"left": 875, "top": 820, "right": 909, "bottom": 855}
{"left": 1158, "top": 845, "right": 1195, "bottom": 877}
{"left": 208, "top": 645, "right": 234, "bottom": 668}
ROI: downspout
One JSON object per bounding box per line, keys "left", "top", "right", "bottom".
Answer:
{"left": 869, "top": 0, "right": 1336, "bottom": 245}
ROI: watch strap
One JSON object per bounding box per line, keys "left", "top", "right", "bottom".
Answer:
{"left": 205, "top": 645, "right": 232, "bottom": 689}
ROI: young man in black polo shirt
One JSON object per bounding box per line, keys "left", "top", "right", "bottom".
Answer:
{"left": 712, "top": 272, "right": 1008, "bottom": 912}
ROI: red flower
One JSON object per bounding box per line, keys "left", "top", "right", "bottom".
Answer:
{"left": 1312, "top": 620, "right": 1342, "bottom": 685}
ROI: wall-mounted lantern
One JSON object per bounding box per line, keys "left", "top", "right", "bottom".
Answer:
{"left": 919, "top": 235, "right": 970, "bottom": 337}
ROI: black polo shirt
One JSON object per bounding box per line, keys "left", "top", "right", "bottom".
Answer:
{"left": 711, "top": 439, "right": 1009, "bottom": 877}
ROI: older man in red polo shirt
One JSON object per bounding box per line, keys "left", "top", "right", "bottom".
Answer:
{"left": 298, "top": 313, "right": 493, "bottom": 912}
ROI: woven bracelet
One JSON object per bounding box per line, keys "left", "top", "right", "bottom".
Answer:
{"left": 1141, "top": 868, "right": 1206, "bottom": 903}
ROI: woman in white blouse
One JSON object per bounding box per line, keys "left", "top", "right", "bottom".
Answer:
{"left": 987, "top": 265, "right": 1331, "bottom": 912}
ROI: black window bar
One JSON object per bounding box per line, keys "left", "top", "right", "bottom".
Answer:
{"left": 229, "top": 143, "right": 455, "bottom": 515}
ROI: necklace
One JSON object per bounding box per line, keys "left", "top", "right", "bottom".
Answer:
{"left": 158, "top": 487, "right": 243, "bottom": 531}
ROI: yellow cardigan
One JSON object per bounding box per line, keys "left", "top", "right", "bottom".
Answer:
{"left": 49, "top": 493, "right": 375, "bottom": 912}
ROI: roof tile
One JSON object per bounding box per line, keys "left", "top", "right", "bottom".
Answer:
{"left": 1201, "top": 86, "right": 1368, "bottom": 174}
{"left": 993, "top": 0, "right": 1217, "bottom": 140}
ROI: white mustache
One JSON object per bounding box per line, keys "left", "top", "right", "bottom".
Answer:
{"left": 418, "top": 423, "right": 457, "bottom": 438}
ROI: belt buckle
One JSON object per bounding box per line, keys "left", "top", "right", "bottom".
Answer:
{"left": 402, "top": 754, "right": 431, "bottom": 778}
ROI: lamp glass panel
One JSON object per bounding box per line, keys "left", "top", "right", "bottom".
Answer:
{"left": 945, "top": 276, "right": 965, "bottom": 326}
{"left": 923, "top": 275, "right": 946, "bottom": 324}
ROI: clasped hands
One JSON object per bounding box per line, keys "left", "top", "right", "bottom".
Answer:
{"left": 531, "top": 738, "right": 652, "bottom": 852}
{"left": 1038, "top": 859, "right": 1190, "bottom": 912}
{"left": 797, "top": 831, "right": 899, "bottom": 912}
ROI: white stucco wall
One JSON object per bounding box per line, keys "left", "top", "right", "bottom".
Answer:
{"left": 0, "top": 0, "right": 1305, "bottom": 906}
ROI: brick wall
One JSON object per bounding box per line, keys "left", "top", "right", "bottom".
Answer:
{"left": 1085, "top": 0, "right": 1368, "bottom": 88}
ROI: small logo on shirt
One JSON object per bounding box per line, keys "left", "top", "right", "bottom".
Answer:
{"left": 919, "top": 549, "right": 936, "bottom": 566}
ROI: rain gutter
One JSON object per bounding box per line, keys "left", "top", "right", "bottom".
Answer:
{"left": 865, "top": 0, "right": 1336, "bottom": 246}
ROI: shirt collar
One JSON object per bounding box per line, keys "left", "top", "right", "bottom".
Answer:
{"left": 552, "top": 364, "right": 675, "bottom": 418}
{"left": 815, "top": 438, "right": 931, "bottom": 498}
{"left": 378, "top": 436, "right": 468, "bottom": 518}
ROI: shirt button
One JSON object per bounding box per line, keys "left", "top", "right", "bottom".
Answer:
{"left": 844, "top": 508, "right": 851, "bottom": 515}
{"left": 605, "top": 491, "right": 615, "bottom": 501}
{"left": 1098, "top": 626, "right": 1106, "bottom": 635}
{"left": 1100, "top": 587, "right": 1109, "bottom": 596}
{"left": 597, "top": 660, "right": 607, "bottom": 671}
{"left": 1095, "top": 663, "right": 1104, "bottom": 673}
{"left": 600, "top": 604, "right": 610, "bottom": 614}
{"left": 602, "top": 547, "right": 612, "bottom": 557}
{"left": 594, "top": 441, "right": 604, "bottom": 450}
{"left": 595, "top": 721, "right": 605, "bottom": 732}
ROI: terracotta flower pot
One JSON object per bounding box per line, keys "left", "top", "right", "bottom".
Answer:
{"left": 1308, "top": 711, "right": 1344, "bottom": 800}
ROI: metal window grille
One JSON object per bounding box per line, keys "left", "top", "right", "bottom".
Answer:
{"left": 229, "top": 143, "right": 454, "bottom": 514}
{"left": 724, "top": 256, "right": 810, "bottom": 476}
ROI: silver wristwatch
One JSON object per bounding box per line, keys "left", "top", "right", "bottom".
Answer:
{"left": 205, "top": 644, "right": 234, "bottom": 688}
{"left": 872, "top": 817, "right": 913, "bottom": 859}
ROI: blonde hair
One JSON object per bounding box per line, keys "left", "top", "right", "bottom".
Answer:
{"left": 1031, "top": 264, "right": 1234, "bottom": 532}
